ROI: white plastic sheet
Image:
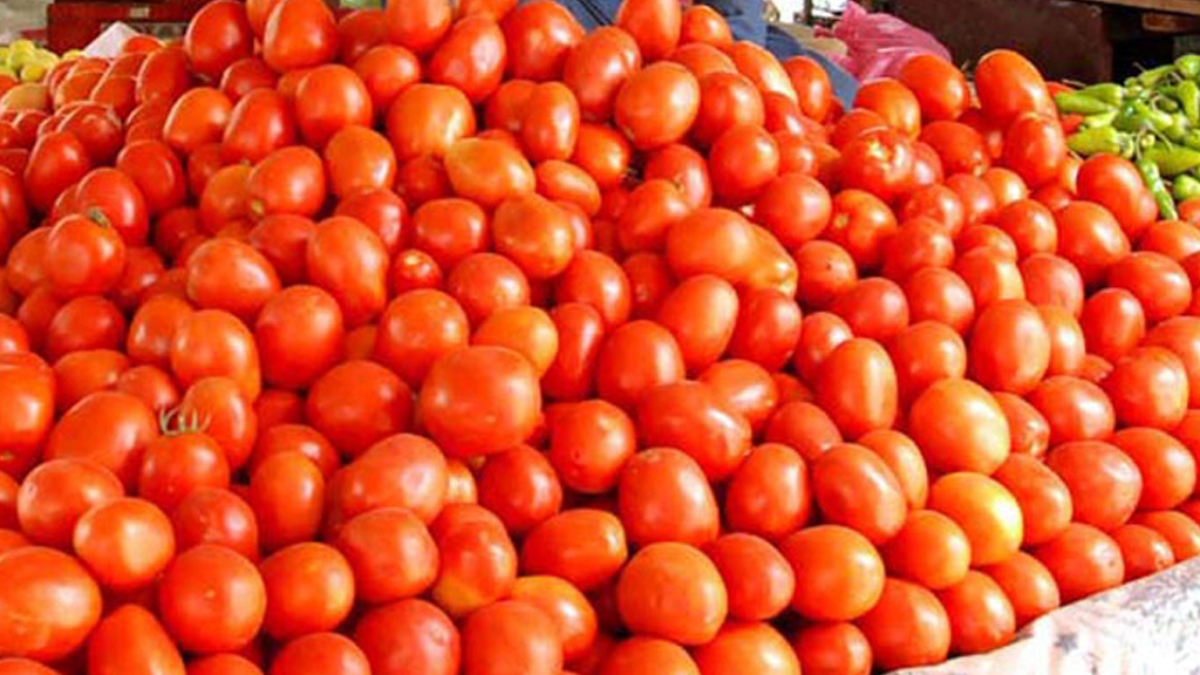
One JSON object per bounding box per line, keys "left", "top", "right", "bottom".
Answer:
{"left": 895, "top": 558, "right": 1200, "bottom": 675}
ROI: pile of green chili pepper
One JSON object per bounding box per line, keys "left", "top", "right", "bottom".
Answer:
{"left": 1056, "top": 54, "right": 1200, "bottom": 220}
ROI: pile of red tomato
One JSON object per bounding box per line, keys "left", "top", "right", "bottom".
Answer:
{"left": 3, "top": 0, "right": 1200, "bottom": 673}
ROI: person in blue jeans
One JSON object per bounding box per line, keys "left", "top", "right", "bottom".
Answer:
{"left": 546, "top": 0, "right": 859, "bottom": 109}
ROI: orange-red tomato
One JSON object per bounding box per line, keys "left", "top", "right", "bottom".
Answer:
{"left": 928, "top": 473, "right": 1023, "bottom": 567}
{"left": 1032, "top": 523, "right": 1124, "bottom": 603}
{"left": 855, "top": 578, "right": 950, "bottom": 671}
{"left": 616, "top": 542, "right": 727, "bottom": 646}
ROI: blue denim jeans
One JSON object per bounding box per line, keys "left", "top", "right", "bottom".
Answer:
{"left": 546, "top": 0, "right": 859, "bottom": 108}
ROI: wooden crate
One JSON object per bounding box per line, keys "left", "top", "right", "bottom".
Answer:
{"left": 46, "top": 1, "right": 207, "bottom": 53}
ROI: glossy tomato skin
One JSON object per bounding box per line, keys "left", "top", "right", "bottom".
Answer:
{"left": 24, "top": 131, "right": 92, "bottom": 215}
{"left": 501, "top": 1, "right": 584, "bottom": 82}
{"left": 87, "top": 604, "right": 186, "bottom": 675}
{"left": 158, "top": 544, "right": 266, "bottom": 654}
{"left": 185, "top": 0, "right": 255, "bottom": 82}
{"left": 429, "top": 15, "right": 508, "bottom": 104}
{"left": 354, "top": 599, "right": 461, "bottom": 675}
{"left": 419, "top": 346, "right": 541, "bottom": 458}
{"left": 263, "top": 0, "right": 338, "bottom": 72}
{"left": 974, "top": 49, "right": 1054, "bottom": 126}
{"left": 0, "top": 547, "right": 103, "bottom": 662}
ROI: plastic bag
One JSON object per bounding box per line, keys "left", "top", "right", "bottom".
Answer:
{"left": 820, "top": 1, "right": 952, "bottom": 82}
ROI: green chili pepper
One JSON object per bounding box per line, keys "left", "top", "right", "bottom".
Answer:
{"left": 1135, "top": 101, "right": 1175, "bottom": 131}
{"left": 1082, "top": 110, "right": 1118, "bottom": 129}
{"left": 1144, "top": 145, "right": 1200, "bottom": 176}
{"left": 1079, "top": 83, "right": 1125, "bottom": 106}
{"left": 1165, "top": 116, "right": 1191, "bottom": 143}
{"left": 1137, "top": 157, "right": 1176, "bottom": 218}
{"left": 1140, "top": 64, "right": 1178, "bottom": 87}
{"left": 1138, "top": 158, "right": 1180, "bottom": 220}
{"left": 1054, "top": 91, "right": 1114, "bottom": 116}
{"left": 1179, "top": 80, "right": 1200, "bottom": 124}
{"left": 1184, "top": 130, "right": 1200, "bottom": 150}
{"left": 1114, "top": 102, "right": 1144, "bottom": 132}
{"left": 1178, "top": 54, "right": 1200, "bottom": 79}
{"left": 1067, "top": 127, "right": 1124, "bottom": 156}
{"left": 1159, "top": 97, "right": 1182, "bottom": 113}
{"left": 1175, "top": 174, "right": 1200, "bottom": 201}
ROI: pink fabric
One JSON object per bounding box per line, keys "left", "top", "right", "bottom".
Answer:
{"left": 820, "top": 1, "right": 952, "bottom": 82}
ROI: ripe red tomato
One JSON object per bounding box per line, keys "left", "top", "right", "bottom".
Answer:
{"left": 974, "top": 49, "right": 1054, "bottom": 126}
{"left": 617, "top": 542, "right": 727, "bottom": 645}
{"left": 185, "top": 0, "right": 254, "bottom": 82}
{"left": 0, "top": 546, "right": 102, "bottom": 662}
{"left": 1001, "top": 114, "right": 1067, "bottom": 188}
{"left": 158, "top": 544, "right": 266, "bottom": 653}
{"left": 614, "top": 62, "right": 700, "bottom": 150}
{"left": 418, "top": 345, "right": 542, "bottom": 457}
{"left": 1032, "top": 523, "right": 1124, "bottom": 603}
{"left": 263, "top": 0, "right": 338, "bottom": 72}
{"left": 294, "top": 65, "right": 373, "bottom": 149}
{"left": 354, "top": 599, "right": 461, "bottom": 675}
{"left": 501, "top": 1, "right": 584, "bottom": 82}
{"left": 87, "top": 605, "right": 186, "bottom": 675}
{"left": 385, "top": 0, "right": 452, "bottom": 55}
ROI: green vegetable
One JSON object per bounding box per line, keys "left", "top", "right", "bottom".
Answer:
{"left": 1144, "top": 145, "right": 1200, "bottom": 176}
{"left": 1174, "top": 174, "right": 1200, "bottom": 201}
{"left": 1138, "top": 102, "right": 1176, "bottom": 131}
{"left": 1159, "top": 96, "right": 1181, "bottom": 113}
{"left": 1180, "top": 80, "right": 1200, "bottom": 124}
{"left": 1164, "top": 116, "right": 1191, "bottom": 143}
{"left": 1140, "top": 64, "right": 1178, "bottom": 88}
{"left": 1138, "top": 158, "right": 1180, "bottom": 220}
{"left": 1184, "top": 130, "right": 1200, "bottom": 151}
{"left": 1055, "top": 91, "right": 1113, "bottom": 116}
{"left": 1082, "top": 110, "right": 1118, "bottom": 129}
{"left": 1067, "top": 126, "right": 1125, "bottom": 156}
{"left": 1079, "top": 83, "right": 1125, "bottom": 106}
{"left": 1178, "top": 54, "right": 1200, "bottom": 79}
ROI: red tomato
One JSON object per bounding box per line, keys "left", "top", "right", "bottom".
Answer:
{"left": 306, "top": 216, "right": 389, "bottom": 327}
{"left": 429, "top": 15, "right": 508, "bottom": 104}
{"left": 158, "top": 544, "right": 266, "bottom": 653}
{"left": 163, "top": 87, "right": 233, "bottom": 156}
{"left": 1032, "top": 523, "right": 1124, "bottom": 603}
{"left": 462, "top": 600, "right": 562, "bottom": 675}
{"left": 24, "top": 131, "right": 92, "bottom": 215}
{"left": 1001, "top": 114, "right": 1066, "bottom": 188}
{"left": 263, "top": 0, "right": 338, "bottom": 72}
{"left": 385, "top": 0, "right": 453, "bottom": 55}
{"left": 0, "top": 547, "right": 102, "bottom": 662}
{"left": 387, "top": 84, "right": 477, "bottom": 162}
{"left": 614, "top": 62, "right": 700, "bottom": 150}
{"left": 269, "top": 633, "right": 369, "bottom": 675}
{"left": 617, "top": 542, "right": 727, "bottom": 646}
{"left": 219, "top": 57, "right": 279, "bottom": 101}
{"left": 501, "top": 1, "right": 584, "bottom": 82}
{"left": 522, "top": 508, "right": 627, "bottom": 592}
{"left": 353, "top": 599, "right": 461, "bottom": 675}
{"left": 418, "top": 345, "right": 542, "bottom": 458}
{"left": 87, "top": 605, "right": 185, "bottom": 675}
{"left": 974, "top": 50, "right": 1054, "bottom": 126}
{"left": 294, "top": 64, "right": 373, "bottom": 149}
{"left": 74, "top": 497, "right": 175, "bottom": 592}
{"left": 259, "top": 542, "right": 354, "bottom": 639}
{"left": 185, "top": 0, "right": 254, "bottom": 82}
{"left": 220, "top": 88, "right": 296, "bottom": 164}
{"left": 116, "top": 140, "right": 188, "bottom": 216}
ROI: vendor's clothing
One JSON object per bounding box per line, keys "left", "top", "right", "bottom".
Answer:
{"left": 544, "top": 0, "right": 859, "bottom": 107}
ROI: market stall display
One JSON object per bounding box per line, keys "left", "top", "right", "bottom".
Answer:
{"left": 1, "top": 1, "right": 1200, "bottom": 674}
